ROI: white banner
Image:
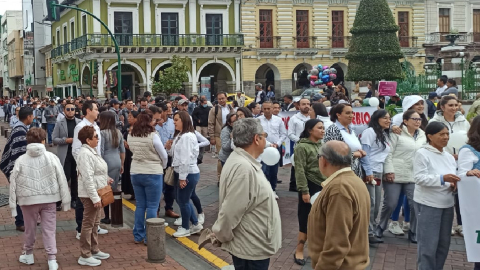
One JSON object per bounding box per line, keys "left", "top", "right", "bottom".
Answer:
{"left": 458, "top": 176, "right": 480, "bottom": 262}
{"left": 278, "top": 106, "right": 377, "bottom": 165}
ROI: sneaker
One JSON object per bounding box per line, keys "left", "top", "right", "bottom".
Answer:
{"left": 76, "top": 232, "right": 81, "bottom": 240}
{"left": 402, "top": 221, "right": 410, "bottom": 232}
{"left": 191, "top": 224, "right": 203, "bottom": 235}
{"left": 456, "top": 225, "right": 463, "bottom": 237}
{"left": 174, "top": 218, "right": 182, "bottom": 226}
{"left": 92, "top": 250, "right": 110, "bottom": 260}
{"left": 198, "top": 213, "right": 205, "bottom": 225}
{"left": 100, "top": 218, "right": 111, "bottom": 224}
{"left": 97, "top": 227, "right": 108, "bottom": 234}
{"left": 19, "top": 252, "right": 34, "bottom": 265}
{"left": 452, "top": 228, "right": 456, "bottom": 236}
{"left": 173, "top": 227, "right": 191, "bottom": 238}
{"left": 274, "top": 192, "right": 279, "bottom": 200}
{"left": 48, "top": 260, "right": 59, "bottom": 270}
{"left": 78, "top": 256, "right": 101, "bottom": 266}
{"left": 388, "top": 221, "right": 405, "bottom": 236}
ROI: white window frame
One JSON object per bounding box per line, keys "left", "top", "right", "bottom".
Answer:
{"left": 69, "top": 18, "right": 75, "bottom": 41}
{"left": 155, "top": 8, "right": 186, "bottom": 35}
{"left": 62, "top": 23, "right": 67, "bottom": 44}
{"left": 437, "top": 4, "right": 454, "bottom": 32}
{"left": 108, "top": 7, "right": 139, "bottom": 34}
{"left": 81, "top": 13, "right": 88, "bottom": 36}
{"left": 200, "top": 8, "right": 229, "bottom": 35}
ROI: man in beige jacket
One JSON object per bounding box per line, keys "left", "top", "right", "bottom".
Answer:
{"left": 212, "top": 118, "right": 282, "bottom": 269}
{"left": 208, "top": 92, "right": 234, "bottom": 181}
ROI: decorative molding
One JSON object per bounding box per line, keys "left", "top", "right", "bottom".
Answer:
{"left": 330, "top": 48, "right": 349, "bottom": 57}
{"left": 153, "top": 0, "right": 188, "bottom": 5}
{"left": 328, "top": 0, "right": 348, "bottom": 5}
{"left": 198, "top": 0, "right": 231, "bottom": 5}
{"left": 105, "top": 0, "right": 142, "bottom": 5}
{"left": 393, "top": 1, "right": 415, "bottom": 7}
{"left": 402, "top": 47, "right": 420, "bottom": 56}
{"left": 293, "top": 0, "right": 313, "bottom": 4}
{"left": 294, "top": 48, "right": 319, "bottom": 57}
{"left": 256, "top": 49, "right": 282, "bottom": 57}
{"left": 256, "top": 0, "right": 277, "bottom": 4}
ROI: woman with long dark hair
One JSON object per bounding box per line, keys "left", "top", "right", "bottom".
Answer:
{"left": 218, "top": 113, "right": 237, "bottom": 166}
{"left": 128, "top": 110, "right": 168, "bottom": 244}
{"left": 414, "top": 122, "right": 459, "bottom": 270}
{"left": 360, "top": 109, "right": 391, "bottom": 244}
{"left": 309, "top": 103, "right": 332, "bottom": 130}
{"left": 121, "top": 110, "right": 139, "bottom": 199}
{"left": 376, "top": 110, "right": 425, "bottom": 243}
{"left": 457, "top": 116, "right": 480, "bottom": 270}
{"left": 293, "top": 119, "right": 326, "bottom": 265}
{"left": 236, "top": 107, "right": 253, "bottom": 119}
{"left": 99, "top": 111, "right": 125, "bottom": 224}
{"left": 266, "top": 85, "right": 275, "bottom": 100}
{"left": 166, "top": 111, "right": 203, "bottom": 238}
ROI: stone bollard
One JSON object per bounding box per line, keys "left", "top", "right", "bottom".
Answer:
{"left": 111, "top": 191, "right": 123, "bottom": 227}
{"left": 146, "top": 218, "right": 166, "bottom": 263}
{"left": 5, "top": 129, "right": 11, "bottom": 138}
{"left": 1, "top": 126, "right": 5, "bottom": 136}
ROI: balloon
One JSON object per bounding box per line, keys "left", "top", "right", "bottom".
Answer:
{"left": 447, "top": 131, "right": 468, "bottom": 152}
{"left": 317, "top": 64, "right": 323, "bottom": 69}
{"left": 363, "top": 98, "right": 370, "bottom": 106}
{"left": 369, "top": 97, "right": 380, "bottom": 107}
{"left": 330, "top": 68, "right": 337, "bottom": 74}
{"left": 315, "top": 80, "right": 322, "bottom": 85}
{"left": 330, "top": 74, "right": 337, "bottom": 80}
{"left": 310, "top": 69, "right": 319, "bottom": 76}
{"left": 323, "top": 66, "right": 329, "bottom": 70}
{"left": 323, "top": 70, "right": 330, "bottom": 75}
{"left": 310, "top": 80, "right": 315, "bottom": 86}
{"left": 322, "top": 75, "right": 330, "bottom": 83}
{"left": 310, "top": 75, "right": 318, "bottom": 81}
{"left": 291, "top": 154, "right": 295, "bottom": 167}
{"left": 260, "top": 147, "right": 281, "bottom": 166}
{"left": 326, "top": 81, "right": 333, "bottom": 87}
{"left": 307, "top": 75, "right": 311, "bottom": 80}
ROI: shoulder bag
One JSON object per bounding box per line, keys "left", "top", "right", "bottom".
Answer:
{"left": 97, "top": 185, "right": 114, "bottom": 207}
{"left": 164, "top": 135, "right": 180, "bottom": 186}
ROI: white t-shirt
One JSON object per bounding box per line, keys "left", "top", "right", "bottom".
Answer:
{"left": 360, "top": 127, "right": 391, "bottom": 173}
{"left": 256, "top": 91, "right": 263, "bottom": 103}
{"left": 340, "top": 129, "right": 361, "bottom": 152}
{"left": 436, "top": 85, "right": 448, "bottom": 96}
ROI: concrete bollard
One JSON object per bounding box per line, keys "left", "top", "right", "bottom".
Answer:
{"left": 5, "top": 129, "right": 11, "bottom": 138}
{"left": 1, "top": 126, "right": 5, "bottom": 136}
{"left": 146, "top": 218, "right": 166, "bottom": 263}
{"left": 111, "top": 191, "right": 123, "bottom": 227}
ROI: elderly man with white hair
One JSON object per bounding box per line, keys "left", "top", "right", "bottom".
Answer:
{"left": 212, "top": 118, "right": 282, "bottom": 270}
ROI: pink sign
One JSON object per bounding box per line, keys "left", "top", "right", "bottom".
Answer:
{"left": 378, "top": 81, "right": 398, "bottom": 96}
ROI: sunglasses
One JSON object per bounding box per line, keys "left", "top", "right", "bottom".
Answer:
{"left": 65, "top": 108, "right": 75, "bottom": 111}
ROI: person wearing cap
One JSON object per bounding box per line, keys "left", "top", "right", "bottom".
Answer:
{"left": 177, "top": 99, "right": 189, "bottom": 113}
{"left": 426, "top": 92, "right": 439, "bottom": 119}
{"left": 235, "top": 90, "right": 245, "bottom": 108}
{"left": 311, "top": 94, "right": 326, "bottom": 104}
{"left": 292, "top": 97, "right": 301, "bottom": 111}
{"left": 255, "top": 83, "right": 267, "bottom": 105}
{"left": 109, "top": 99, "right": 124, "bottom": 130}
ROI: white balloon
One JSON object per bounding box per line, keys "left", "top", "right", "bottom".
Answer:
{"left": 369, "top": 97, "right": 380, "bottom": 107}
{"left": 260, "top": 147, "right": 281, "bottom": 166}
{"left": 291, "top": 154, "right": 295, "bottom": 167}
{"left": 447, "top": 131, "right": 468, "bottom": 152}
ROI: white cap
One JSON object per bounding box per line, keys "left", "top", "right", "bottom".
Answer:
{"left": 293, "top": 97, "right": 301, "bottom": 102}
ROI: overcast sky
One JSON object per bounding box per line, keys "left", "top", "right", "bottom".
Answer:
{"left": 0, "top": 0, "right": 22, "bottom": 17}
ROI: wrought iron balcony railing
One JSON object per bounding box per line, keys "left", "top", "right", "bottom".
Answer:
{"left": 399, "top": 36, "right": 418, "bottom": 48}
{"left": 329, "top": 36, "right": 351, "bottom": 48}
{"left": 425, "top": 32, "right": 468, "bottom": 44}
{"left": 256, "top": 36, "right": 282, "bottom": 49}
{"left": 293, "top": 36, "right": 318, "bottom": 49}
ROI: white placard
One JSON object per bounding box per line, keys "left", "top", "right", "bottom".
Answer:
{"left": 457, "top": 176, "right": 480, "bottom": 262}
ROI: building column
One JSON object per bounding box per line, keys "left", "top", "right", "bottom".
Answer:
{"left": 97, "top": 60, "right": 104, "bottom": 97}
{"left": 234, "top": 0, "right": 240, "bottom": 33}
{"left": 235, "top": 57, "right": 241, "bottom": 91}
{"left": 189, "top": 0, "right": 197, "bottom": 33}
{"left": 191, "top": 58, "right": 198, "bottom": 95}
{"left": 93, "top": 0, "right": 101, "bottom": 33}
{"left": 143, "top": 0, "right": 151, "bottom": 34}
{"left": 146, "top": 58, "right": 152, "bottom": 93}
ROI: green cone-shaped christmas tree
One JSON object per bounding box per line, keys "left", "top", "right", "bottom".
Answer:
{"left": 345, "top": 0, "right": 404, "bottom": 81}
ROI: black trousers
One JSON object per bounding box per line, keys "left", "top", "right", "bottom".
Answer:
{"left": 75, "top": 197, "right": 84, "bottom": 233}
{"left": 163, "top": 157, "right": 175, "bottom": 212}
{"left": 232, "top": 255, "right": 270, "bottom": 270}
{"left": 454, "top": 193, "right": 462, "bottom": 225}
{"left": 15, "top": 204, "right": 24, "bottom": 227}
{"left": 64, "top": 155, "right": 78, "bottom": 201}
{"left": 290, "top": 166, "right": 297, "bottom": 190}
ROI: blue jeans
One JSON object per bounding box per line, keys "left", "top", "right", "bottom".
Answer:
{"left": 47, "top": 123, "right": 55, "bottom": 144}
{"left": 391, "top": 193, "right": 410, "bottom": 222}
{"left": 131, "top": 174, "right": 163, "bottom": 242}
{"left": 174, "top": 172, "right": 199, "bottom": 230}
{"left": 232, "top": 255, "right": 270, "bottom": 270}
{"left": 262, "top": 162, "right": 279, "bottom": 191}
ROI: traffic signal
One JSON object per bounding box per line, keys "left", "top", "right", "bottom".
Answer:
{"left": 46, "top": 0, "right": 60, "bottom": 22}
{"left": 93, "top": 61, "right": 98, "bottom": 74}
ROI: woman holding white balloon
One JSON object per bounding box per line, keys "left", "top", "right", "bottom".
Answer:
{"left": 292, "top": 119, "right": 326, "bottom": 266}
{"left": 429, "top": 95, "right": 470, "bottom": 236}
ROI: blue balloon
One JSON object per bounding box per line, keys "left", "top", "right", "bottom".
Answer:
{"left": 317, "top": 64, "right": 323, "bottom": 69}
{"left": 322, "top": 75, "right": 330, "bottom": 83}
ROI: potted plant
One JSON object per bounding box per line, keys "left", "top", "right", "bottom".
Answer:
{"left": 444, "top": 29, "right": 460, "bottom": 46}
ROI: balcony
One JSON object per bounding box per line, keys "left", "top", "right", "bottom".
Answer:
{"left": 329, "top": 36, "right": 351, "bottom": 57}
{"left": 293, "top": 36, "right": 319, "bottom": 57}
{"left": 256, "top": 36, "right": 282, "bottom": 57}
{"left": 424, "top": 32, "right": 469, "bottom": 45}
{"left": 51, "top": 33, "right": 244, "bottom": 60}
{"left": 399, "top": 36, "right": 419, "bottom": 56}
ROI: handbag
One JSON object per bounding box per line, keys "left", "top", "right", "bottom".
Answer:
{"left": 164, "top": 167, "right": 175, "bottom": 186}
{"left": 97, "top": 185, "right": 114, "bottom": 207}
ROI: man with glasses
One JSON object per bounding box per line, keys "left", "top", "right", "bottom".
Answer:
{"left": 139, "top": 98, "right": 149, "bottom": 112}
{"left": 53, "top": 102, "right": 82, "bottom": 210}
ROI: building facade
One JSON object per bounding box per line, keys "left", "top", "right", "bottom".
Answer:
{"left": 1, "top": 10, "right": 23, "bottom": 96}
{"left": 241, "top": 0, "right": 426, "bottom": 97}
{"left": 7, "top": 30, "right": 24, "bottom": 94}
{"left": 50, "top": 0, "right": 244, "bottom": 99}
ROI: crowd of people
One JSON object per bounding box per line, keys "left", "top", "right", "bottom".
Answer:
{"left": 1, "top": 77, "right": 480, "bottom": 270}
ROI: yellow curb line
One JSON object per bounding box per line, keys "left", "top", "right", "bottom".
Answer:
{"left": 122, "top": 198, "right": 229, "bottom": 269}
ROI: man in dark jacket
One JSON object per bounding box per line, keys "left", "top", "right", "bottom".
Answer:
{"left": 192, "top": 98, "right": 211, "bottom": 163}
{"left": 0, "top": 107, "right": 34, "bottom": 231}
{"left": 426, "top": 92, "right": 438, "bottom": 119}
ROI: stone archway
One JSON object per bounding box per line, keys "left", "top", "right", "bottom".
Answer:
{"left": 197, "top": 60, "right": 235, "bottom": 98}
{"left": 80, "top": 64, "right": 91, "bottom": 96}
{"left": 107, "top": 61, "right": 147, "bottom": 100}
{"left": 255, "top": 63, "right": 281, "bottom": 96}
{"left": 152, "top": 60, "right": 192, "bottom": 82}
{"left": 292, "top": 63, "right": 312, "bottom": 90}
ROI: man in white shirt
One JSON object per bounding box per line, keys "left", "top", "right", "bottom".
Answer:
{"left": 235, "top": 90, "right": 245, "bottom": 108}
{"left": 287, "top": 98, "right": 311, "bottom": 192}
{"left": 258, "top": 101, "right": 287, "bottom": 199}
{"left": 436, "top": 76, "right": 448, "bottom": 96}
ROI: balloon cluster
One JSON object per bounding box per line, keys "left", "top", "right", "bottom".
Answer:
{"left": 307, "top": 64, "right": 337, "bottom": 88}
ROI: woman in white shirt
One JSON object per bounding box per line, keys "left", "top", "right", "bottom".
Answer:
{"left": 360, "top": 109, "right": 391, "bottom": 244}
{"left": 166, "top": 111, "right": 203, "bottom": 238}
{"left": 413, "top": 121, "right": 459, "bottom": 270}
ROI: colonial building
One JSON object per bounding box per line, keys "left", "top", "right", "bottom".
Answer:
{"left": 1, "top": 10, "right": 23, "bottom": 96}
{"left": 241, "top": 0, "right": 426, "bottom": 97}
{"left": 7, "top": 30, "right": 25, "bottom": 95}
{"left": 50, "top": 0, "right": 243, "bottom": 99}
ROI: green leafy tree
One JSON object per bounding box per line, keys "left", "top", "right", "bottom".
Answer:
{"left": 345, "top": 0, "right": 404, "bottom": 81}
{"left": 152, "top": 56, "right": 190, "bottom": 95}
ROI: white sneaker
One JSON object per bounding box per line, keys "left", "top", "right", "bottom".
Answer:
{"left": 456, "top": 225, "right": 463, "bottom": 237}
{"left": 92, "top": 250, "right": 110, "bottom": 260}
{"left": 274, "top": 192, "right": 279, "bottom": 200}
{"left": 174, "top": 218, "right": 182, "bottom": 226}
{"left": 48, "top": 260, "right": 59, "bottom": 270}
{"left": 19, "top": 252, "right": 34, "bottom": 265}
{"left": 78, "top": 256, "right": 101, "bottom": 266}
{"left": 402, "top": 221, "right": 410, "bottom": 232}
{"left": 97, "top": 227, "right": 108, "bottom": 234}
{"left": 452, "top": 228, "right": 456, "bottom": 236}
{"left": 173, "top": 227, "right": 191, "bottom": 238}
{"left": 388, "top": 221, "right": 405, "bottom": 236}
{"left": 191, "top": 224, "right": 203, "bottom": 235}
{"left": 76, "top": 232, "right": 81, "bottom": 240}
{"left": 198, "top": 213, "right": 205, "bottom": 225}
